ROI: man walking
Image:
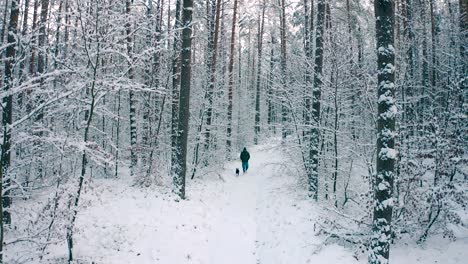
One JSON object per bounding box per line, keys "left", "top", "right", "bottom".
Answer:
{"left": 240, "top": 147, "right": 250, "bottom": 173}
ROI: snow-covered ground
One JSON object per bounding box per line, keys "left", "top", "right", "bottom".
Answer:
{"left": 17, "top": 143, "right": 467, "bottom": 263}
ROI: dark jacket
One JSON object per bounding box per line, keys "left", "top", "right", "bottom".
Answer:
{"left": 240, "top": 149, "right": 250, "bottom": 162}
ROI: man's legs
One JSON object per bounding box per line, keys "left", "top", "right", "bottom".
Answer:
{"left": 242, "top": 162, "right": 248, "bottom": 173}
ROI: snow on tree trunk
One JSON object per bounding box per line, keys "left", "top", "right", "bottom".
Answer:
{"left": 369, "top": 0, "right": 396, "bottom": 263}
{"left": 171, "top": 0, "right": 182, "bottom": 179}
{"left": 126, "top": 0, "right": 137, "bottom": 177}
{"left": 1, "top": 0, "right": 19, "bottom": 236}
{"left": 309, "top": 0, "right": 325, "bottom": 200}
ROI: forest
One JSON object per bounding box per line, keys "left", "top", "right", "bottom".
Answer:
{"left": 0, "top": 0, "right": 466, "bottom": 263}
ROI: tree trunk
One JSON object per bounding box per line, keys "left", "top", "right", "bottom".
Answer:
{"left": 267, "top": 35, "right": 276, "bottom": 131}
{"left": 280, "top": 0, "right": 287, "bottom": 140}
{"left": 254, "top": 1, "right": 266, "bottom": 145}
{"left": 1, "top": 0, "right": 19, "bottom": 234}
{"left": 126, "top": 0, "right": 137, "bottom": 177}
{"left": 204, "top": 0, "right": 221, "bottom": 152}
{"left": 369, "top": 0, "right": 395, "bottom": 263}
{"left": 16, "top": 0, "right": 30, "bottom": 107}
{"left": 226, "top": 0, "right": 238, "bottom": 153}
{"left": 0, "top": 166, "right": 4, "bottom": 264}
{"left": 461, "top": 0, "right": 467, "bottom": 69}
{"left": 460, "top": 0, "right": 467, "bottom": 104}
{"left": 63, "top": 0, "right": 69, "bottom": 57}
{"left": 309, "top": 0, "right": 325, "bottom": 200}
{"left": 37, "top": 0, "right": 49, "bottom": 75}
{"left": 304, "top": 0, "right": 312, "bottom": 137}
{"left": 429, "top": 0, "right": 438, "bottom": 110}
{"left": 53, "top": 0, "right": 63, "bottom": 73}
{"left": 114, "top": 89, "right": 122, "bottom": 178}
{"left": 403, "top": 0, "right": 415, "bottom": 136}
{"left": 142, "top": 0, "right": 154, "bottom": 155}
{"left": 21, "top": 0, "right": 29, "bottom": 33}
{"left": 171, "top": 0, "right": 182, "bottom": 178}
{"left": 174, "top": 0, "right": 194, "bottom": 199}
{"left": 142, "top": 0, "right": 162, "bottom": 172}
{"left": 420, "top": 0, "right": 429, "bottom": 125}
{"left": 0, "top": 0, "right": 9, "bottom": 46}
{"left": 29, "top": 0, "right": 39, "bottom": 76}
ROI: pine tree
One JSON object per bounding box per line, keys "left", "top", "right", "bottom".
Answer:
{"left": 126, "top": 0, "right": 137, "bottom": 177}
{"left": 369, "top": 0, "right": 396, "bottom": 263}
{"left": 171, "top": 0, "right": 182, "bottom": 179}
{"left": 280, "top": 0, "right": 288, "bottom": 140}
{"left": 254, "top": 1, "right": 266, "bottom": 145}
{"left": 309, "top": 0, "right": 325, "bottom": 200}
{"left": 1, "top": 0, "right": 19, "bottom": 237}
{"left": 226, "top": 0, "right": 238, "bottom": 153}
{"left": 174, "top": 0, "right": 194, "bottom": 199}
{"left": 204, "top": 0, "right": 221, "bottom": 152}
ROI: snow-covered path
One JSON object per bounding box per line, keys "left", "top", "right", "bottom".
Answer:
{"left": 202, "top": 144, "right": 327, "bottom": 264}
{"left": 66, "top": 144, "right": 358, "bottom": 264}
{"left": 70, "top": 143, "right": 348, "bottom": 264}
{"left": 206, "top": 158, "right": 257, "bottom": 264}
{"left": 58, "top": 143, "right": 466, "bottom": 264}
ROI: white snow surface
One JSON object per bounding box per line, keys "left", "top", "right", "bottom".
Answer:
{"left": 32, "top": 143, "right": 467, "bottom": 264}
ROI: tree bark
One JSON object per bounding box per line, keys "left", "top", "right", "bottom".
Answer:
{"left": 37, "top": 0, "right": 49, "bottom": 75}
{"left": 403, "top": 0, "right": 415, "bottom": 136}
{"left": 280, "top": 0, "right": 287, "bottom": 140}
{"left": 254, "top": 1, "right": 266, "bottom": 145}
{"left": 1, "top": 0, "right": 19, "bottom": 234}
{"left": 17, "top": 0, "right": 30, "bottom": 106}
{"left": 174, "top": 0, "right": 194, "bottom": 199}
{"left": 461, "top": 0, "right": 467, "bottom": 67}
{"left": 309, "top": 0, "right": 325, "bottom": 200}
{"left": 171, "top": 0, "right": 182, "bottom": 178}
{"left": 267, "top": 35, "right": 276, "bottom": 131}
{"left": 460, "top": 0, "right": 467, "bottom": 104}
{"left": 0, "top": 0, "right": 9, "bottom": 46}
{"left": 429, "top": 0, "right": 438, "bottom": 109}
{"left": 29, "top": 0, "right": 39, "bottom": 76}
{"left": 226, "top": 0, "right": 238, "bottom": 153}
{"left": 420, "top": 0, "right": 429, "bottom": 124}
{"left": 369, "top": 0, "right": 395, "bottom": 262}
{"left": 126, "top": 0, "right": 137, "bottom": 177}
{"left": 204, "top": 0, "right": 221, "bottom": 152}
{"left": 304, "top": 0, "right": 312, "bottom": 134}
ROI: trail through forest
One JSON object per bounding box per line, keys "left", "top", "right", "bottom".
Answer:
{"left": 28, "top": 143, "right": 465, "bottom": 264}
{"left": 56, "top": 143, "right": 357, "bottom": 264}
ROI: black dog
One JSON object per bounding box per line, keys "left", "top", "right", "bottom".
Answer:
{"left": 235, "top": 168, "right": 240, "bottom": 176}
